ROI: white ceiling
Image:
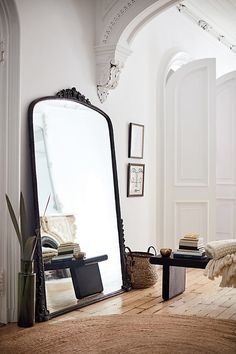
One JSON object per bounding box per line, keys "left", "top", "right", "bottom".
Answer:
{"left": 183, "top": 0, "right": 236, "bottom": 45}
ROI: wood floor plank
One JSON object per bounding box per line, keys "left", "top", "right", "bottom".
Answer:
{"left": 205, "top": 306, "right": 230, "bottom": 318}
{"left": 215, "top": 306, "right": 236, "bottom": 320}
{"left": 229, "top": 312, "right": 236, "bottom": 320}
{"left": 123, "top": 307, "right": 144, "bottom": 315}
{"left": 217, "top": 292, "right": 236, "bottom": 308}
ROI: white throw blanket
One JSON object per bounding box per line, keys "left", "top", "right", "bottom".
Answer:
{"left": 205, "top": 239, "right": 236, "bottom": 259}
{"left": 204, "top": 239, "right": 236, "bottom": 287}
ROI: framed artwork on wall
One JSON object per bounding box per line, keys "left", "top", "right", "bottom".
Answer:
{"left": 127, "top": 163, "right": 145, "bottom": 197}
{"left": 128, "top": 123, "right": 144, "bottom": 159}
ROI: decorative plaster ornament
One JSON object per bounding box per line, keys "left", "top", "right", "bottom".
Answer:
{"left": 97, "top": 60, "right": 122, "bottom": 103}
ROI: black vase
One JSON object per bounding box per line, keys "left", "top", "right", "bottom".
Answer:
{"left": 18, "top": 260, "right": 36, "bottom": 327}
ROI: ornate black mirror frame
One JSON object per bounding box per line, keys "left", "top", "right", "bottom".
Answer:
{"left": 28, "top": 88, "right": 131, "bottom": 321}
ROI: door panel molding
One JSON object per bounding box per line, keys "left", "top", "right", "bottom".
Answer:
{"left": 165, "top": 59, "right": 216, "bottom": 248}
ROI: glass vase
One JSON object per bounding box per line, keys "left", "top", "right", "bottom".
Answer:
{"left": 18, "top": 260, "right": 36, "bottom": 327}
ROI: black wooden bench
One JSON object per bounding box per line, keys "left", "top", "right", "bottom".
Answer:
{"left": 150, "top": 255, "right": 210, "bottom": 300}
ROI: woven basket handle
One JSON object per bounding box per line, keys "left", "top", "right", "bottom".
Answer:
{"left": 125, "top": 246, "right": 135, "bottom": 266}
{"left": 125, "top": 246, "right": 133, "bottom": 258}
{"left": 147, "top": 246, "right": 157, "bottom": 255}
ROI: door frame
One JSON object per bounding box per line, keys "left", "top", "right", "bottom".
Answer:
{"left": 0, "top": 0, "right": 20, "bottom": 323}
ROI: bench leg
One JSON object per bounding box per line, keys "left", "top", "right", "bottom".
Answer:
{"left": 162, "top": 265, "right": 186, "bottom": 301}
{"left": 162, "top": 264, "right": 170, "bottom": 300}
{"left": 70, "top": 263, "right": 104, "bottom": 299}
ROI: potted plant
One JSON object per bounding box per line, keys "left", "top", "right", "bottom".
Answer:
{"left": 6, "top": 193, "right": 37, "bottom": 327}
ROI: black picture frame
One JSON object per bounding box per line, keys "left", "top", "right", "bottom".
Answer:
{"left": 128, "top": 123, "right": 144, "bottom": 159}
{"left": 127, "top": 163, "right": 145, "bottom": 197}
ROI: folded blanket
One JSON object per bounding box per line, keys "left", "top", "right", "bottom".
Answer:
{"left": 204, "top": 253, "right": 236, "bottom": 287}
{"left": 42, "top": 246, "right": 58, "bottom": 255}
{"left": 205, "top": 239, "right": 236, "bottom": 260}
{"left": 42, "top": 247, "right": 58, "bottom": 263}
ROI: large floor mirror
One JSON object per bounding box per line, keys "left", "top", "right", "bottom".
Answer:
{"left": 28, "top": 88, "right": 130, "bottom": 320}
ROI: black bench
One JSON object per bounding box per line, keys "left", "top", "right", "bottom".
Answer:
{"left": 150, "top": 255, "right": 210, "bottom": 300}
{"left": 44, "top": 255, "right": 108, "bottom": 299}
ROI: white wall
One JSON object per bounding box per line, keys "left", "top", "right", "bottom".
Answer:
{"left": 16, "top": 2, "right": 236, "bottom": 252}
{"left": 16, "top": 0, "right": 99, "bottom": 224}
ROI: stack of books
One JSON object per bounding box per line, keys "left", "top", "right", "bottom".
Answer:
{"left": 173, "top": 234, "right": 206, "bottom": 259}
{"left": 52, "top": 242, "right": 81, "bottom": 261}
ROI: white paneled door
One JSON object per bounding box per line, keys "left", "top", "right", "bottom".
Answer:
{"left": 164, "top": 59, "right": 216, "bottom": 249}
{"left": 216, "top": 72, "right": 236, "bottom": 241}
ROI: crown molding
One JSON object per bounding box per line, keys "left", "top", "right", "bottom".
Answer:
{"left": 177, "top": 2, "right": 236, "bottom": 54}
{"left": 95, "top": 0, "right": 178, "bottom": 102}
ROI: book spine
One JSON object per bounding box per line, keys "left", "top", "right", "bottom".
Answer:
{"left": 179, "top": 242, "right": 204, "bottom": 247}
{"left": 52, "top": 255, "right": 73, "bottom": 260}
{"left": 173, "top": 254, "right": 206, "bottom": 259}
{"left": 175, "top": 250, "right": 205, "bottom": 256}
{"left": 182, "top": 238, "right": 199, "bottom": 241}
{"left": 179, "top": 245, "right": 205, "bottom": 250}
{"left": 179, "top": 238, "right": 203, "bottom": 243}
{"left": 58, "top": 250, "right": 75, "bottom": 255}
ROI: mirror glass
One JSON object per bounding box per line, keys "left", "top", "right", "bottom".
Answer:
{"left": 31, "top": 97, "right": 125, "bottom": 315}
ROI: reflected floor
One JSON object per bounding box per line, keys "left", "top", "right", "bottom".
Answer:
{"left": 45, "top": 276, "right": 122, "bottom": 313}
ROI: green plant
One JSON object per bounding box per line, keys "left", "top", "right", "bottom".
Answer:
{"left": 6, "top": 192, "right": 37, "bottom": 261}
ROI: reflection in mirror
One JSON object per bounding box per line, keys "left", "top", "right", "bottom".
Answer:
{"left": 30, "top": 92, "right": 129, "bottom": 317}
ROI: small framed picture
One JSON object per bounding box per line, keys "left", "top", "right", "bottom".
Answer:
{"left": 127, "top": 163, "right": 145, "bottom": 197}
{"left": 128, "top": 123, "right": 144, "bottom": 159}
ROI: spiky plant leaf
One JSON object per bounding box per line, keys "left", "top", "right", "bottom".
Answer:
{"left": 31, "top": 236, "right": 38, "bottom": 261}
{"left": 43, "top": 194, "right": 51, "bottom": 217}
{"left": 23, "top": 236, "right": 37, "bottom": 261}
{"left": 20, "top": 192, "right": 28, "bottom": 247}
{"left": 5, "top": 194, "right": 22, "bottom": 250}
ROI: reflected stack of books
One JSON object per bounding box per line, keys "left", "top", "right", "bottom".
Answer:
{"left": 173, "top": 234, "right": 206, "bottom": 259}
{"left": 52, "top": 242, "right": 81, "bottom": 261}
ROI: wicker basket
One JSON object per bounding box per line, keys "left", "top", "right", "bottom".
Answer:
{"left": 125, "top": 246, "right": 158, "bottom": 289}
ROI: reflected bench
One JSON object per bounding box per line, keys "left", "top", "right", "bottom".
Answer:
{"left": 44, "top": 255, "right": 108, "bottom": 299}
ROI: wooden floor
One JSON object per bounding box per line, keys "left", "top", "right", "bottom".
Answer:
{"left": 1, "top": 269, "right": 236, "bottom": 334}
{"left": 70, "top": 268, "right": 236, "bottom": 320}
